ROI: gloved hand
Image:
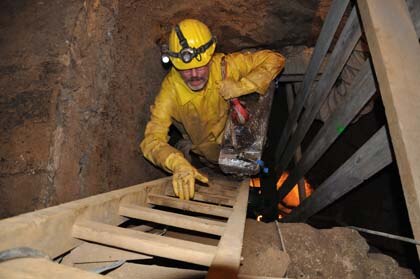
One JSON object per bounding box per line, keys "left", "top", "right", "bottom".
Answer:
{"left": 219, "top": 77, "right": 257, "bottom": 100}
{"left": 165, "top": 153, "right": 208, "bottom": 200}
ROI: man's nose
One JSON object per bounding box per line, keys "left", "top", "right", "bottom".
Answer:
{"left": 191, "top": 68, "right": 198, "bottom": 77}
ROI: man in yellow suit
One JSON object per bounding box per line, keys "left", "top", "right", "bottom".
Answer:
{"left": 141, "top": 19, "right": 285, "bottom": 200}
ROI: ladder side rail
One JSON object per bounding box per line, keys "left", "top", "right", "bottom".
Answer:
{"left": 207, "top": 180, "right": 249, "bottom": 279}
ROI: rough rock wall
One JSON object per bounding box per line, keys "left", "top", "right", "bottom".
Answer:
{"left": 0, "top": 0, "right": 321, "bottom": 218}
{"left": 0, "top": 0, "right": 84, "bottom": 217}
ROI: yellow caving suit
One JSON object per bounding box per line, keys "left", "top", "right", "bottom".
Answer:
{"left": 140, "top": 50, "right": 285, "bottom": 174}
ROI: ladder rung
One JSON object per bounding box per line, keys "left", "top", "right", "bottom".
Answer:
{"left": 194, "top": 192, "right": 235, "bottom": 206}
{"left": 147, "top": 194, "right": 232, "bottom": 218}
{"left": 196, "top": 185, "right": 238, "bottom": 198}
{"left": 165, "top": 187, "right": 235, "bottom": 206}
{"left": 119, "top": 204, "right": 226, "bottom": 236}
{"left": 72, "top": 220, "right": 216, "bottom": 266}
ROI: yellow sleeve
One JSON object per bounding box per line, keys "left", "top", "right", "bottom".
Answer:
{"left": 140, "top": 77, "right": 183, "bottom": 173}
{"left": 225, "top": 50, "right": 286, "bottom": 95}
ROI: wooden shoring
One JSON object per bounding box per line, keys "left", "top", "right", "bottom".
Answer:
{"left": 282, "top": 126, "right": 392, "bottom": 222}
{"left": 207, "top": 180, "right": 249, "bottom": 279}
{"left": 274, "top": 0, "right": 351, "bottom": 163}
{"left": 357, "top": 0, "right": 420, "bottom": 257}
{"left": 276, "top": 7, "right": 362, "bottom": 176}
{"left": 278, "top": 60, "right": 375, "bottom": 201}
{"left": 285, "top": 83, "right": 306, "bottom": 202}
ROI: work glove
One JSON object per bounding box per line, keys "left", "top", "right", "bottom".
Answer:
{"left": 165, "top": 153, "right": 208, "bottom": 200}
{"left": 219, "top": 77, "right": 257, "bottom": 100}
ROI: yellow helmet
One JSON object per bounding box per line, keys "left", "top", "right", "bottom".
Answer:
{"left": 166, "top": 19, "right": 216, "bottom": 70}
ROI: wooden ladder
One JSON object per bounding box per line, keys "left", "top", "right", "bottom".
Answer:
{"left": 0, "top": 171, "right": 249, "bottom": 278}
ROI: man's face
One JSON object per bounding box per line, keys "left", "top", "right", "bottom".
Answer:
{"left": 179, "top": 65, "right": 210, "bottom": 91}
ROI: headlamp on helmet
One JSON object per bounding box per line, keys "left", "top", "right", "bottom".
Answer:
{"left": 161, "top": 24, "right": 216, "bottom": 65}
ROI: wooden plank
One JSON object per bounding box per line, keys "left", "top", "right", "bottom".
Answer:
{"left": 207, "top": 180, "right": 249, "bottom": 279}
{"left": 165, "top": 186, "right": 236, "bottom": 206}
{"left": 193, "top": 192, "right": 235, "bottom": 206}
{"left": 61, "top": 242, "right": 151, "bottom": 266}
{"left": 277, "top": 7, "right": 362, "bottom": 173}
{"left": 274, "top": 0, "right": 350, "bottom": 162}
{"left": 285, "top": 83, "right": 306, "bottom": 202}
{"left": 72, "top": 220, "right": 217, "bottom": 266}
{"left": 108, "top": 262, "right": 207, "bottom": 279}
{"left": 0, "top": 176, "right": 171, "bottom": 259}
{"left": 239, "top": 276, "right": 289, "bottom": 279}
{"left": 147, "top": 194, "right": 232, "bottom": 218}
{"left": 0, "top": 258, "right": 104, "bottom": 279}
{"left": 357, "top": 0, "right": 420, "bottom": 257}
{"left": 282, "top": 126, "right": 392, "bottom": 222}
{"left": 119, "top": 204, "right": 226, "bottom": 236}
{"left": 195, "top": 185, "right": 238, "bottom": 198}
{"left": 278, "top": 60, "right": 375, "bottom": 200}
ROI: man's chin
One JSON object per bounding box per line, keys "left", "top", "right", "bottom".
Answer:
{"left": 187, "top": 81, "right": 207, "bottom": 91}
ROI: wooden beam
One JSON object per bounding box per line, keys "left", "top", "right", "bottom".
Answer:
{"left": 277, "top": 7, "right": 362, "bottom": 173}
{"left": 278, "top": 60, "right": 375, "bottom": 200}
{"left": 207, "top": 180, "right": 249, "bottom": 279}
{"left": 72, "top": 220, "right": 217, "bottom": 266}
{"left": 0, "top": 258, "right": 105, "bottom": 279}
{"left": 283, "top": 126, "right": 392, "bottom": 222}
{"left": 357, "top": 0, "right": 420, "bottom": 257}
{"left": 274, "top": 0, "right": 351, "bottom": 162}
{"left": 285, "top": 83, "right": 306, "bottom": 202}
{"left": 147, "top": 194, "right": 232, "bottom": 218}
{"left": 119, "top": 204, "right": 226, "bottom": 236}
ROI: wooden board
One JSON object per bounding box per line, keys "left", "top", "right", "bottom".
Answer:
{"left": 277, "top": 7, "right": 362, "bottom": 174}
{"left": 283, "top": 126, "right": 392, "bottom": 222}
{"left": 119, "top": 204, "right": 226, "bottom": 236}
{"left": 278, "top": 60, "right": 375, "bottom": 200}
{"left": 357, "top": 0, "right": 420, "bottom": 258}
{"left": 147, "top": 194, "right": 233, "bottom": 218}
{"left": 0, "top": 258, "right": 104, "bottom": 279}
{"left": 275, "top": 0, "right": 351, "bottom": 162}
{"left": 72, "top": 220, "right": 217, "bottom": 267}
{"left": 61, "top": 242, "right": 151, "bottom": 267}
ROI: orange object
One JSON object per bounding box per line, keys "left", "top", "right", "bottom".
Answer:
{"left": 249, "top": 172, "right": 313, "bottom": 208}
